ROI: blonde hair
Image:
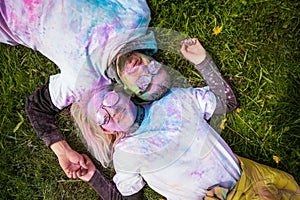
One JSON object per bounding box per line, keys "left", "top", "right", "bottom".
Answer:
{"left": 70, "top": 87, "right": 126, "bottom": 168}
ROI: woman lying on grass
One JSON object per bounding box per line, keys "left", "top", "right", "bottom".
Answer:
{"left": 1, "top": 0, "right": 186, "bottom": 180}
{"left": 71, "top": 39, "right": 299, "bottom": 200}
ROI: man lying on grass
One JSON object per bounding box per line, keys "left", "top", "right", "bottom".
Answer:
{"left": 70, "top": 39, "right": 299, "bottom": 200}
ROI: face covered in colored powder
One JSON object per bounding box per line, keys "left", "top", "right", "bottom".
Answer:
{"left": 87, "top": 87, "right": 137, "bottom": 132}
{"left": 116, "top": 52, "right": 171, "bottom": 101}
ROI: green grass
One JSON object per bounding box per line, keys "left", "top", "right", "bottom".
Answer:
{"left": 0, "top": 0, "right": 299, "bottom": 199}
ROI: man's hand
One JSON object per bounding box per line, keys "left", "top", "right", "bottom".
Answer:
{"left": 50, "top": 140, "right": 88, "bottom": 178}
{"left": 180, "top": 38, "right": 206, "bottom": 65}
{"left": 205, "top": 185, "right": 229, "bottom": 200}
{"left": 79, "top": 154, "right": 96, "bottom": 182}
{"left": 57, "top": 149, "right": 88, "bottom": 178}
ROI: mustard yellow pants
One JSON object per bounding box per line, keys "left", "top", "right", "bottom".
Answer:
{"left": 205, "top": 156, "right": 299, "bottom": 200}
{"left": 227, "top": 156, "right": 300, "bottom": 200}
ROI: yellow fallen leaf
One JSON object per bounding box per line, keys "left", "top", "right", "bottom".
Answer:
{"left": 235, "top": 108, "right": 242, "bottom": 113}
{"left": 273, "top": 155, "right": 280, "bottom": 164}
{"left": 213, "top": 26, "right": 222, "bottom": 35}
{"left": 220, "top": 118, "right": 227, "bottom": 130}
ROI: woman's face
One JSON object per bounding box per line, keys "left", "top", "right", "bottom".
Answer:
{"left": 90, "top": 89, "right": 137, "bottom": 132}
{"left": 117, "top": 52, "right": 171, "bottom": 101}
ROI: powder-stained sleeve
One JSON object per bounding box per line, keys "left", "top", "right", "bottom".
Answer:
{"left": 195, "top": 54, "right": 238, "bottom": 114}
{"left": 193, "top": 87, "right": 217, "bottom": 120}
{"left": 88, "top": 169, "right": 145, "bottom": 200}
{"left": 113, "top": 170, "right": 145, "bottom": 197}
{"left": 25, "top": 83, "right": 64, "bottom": 147}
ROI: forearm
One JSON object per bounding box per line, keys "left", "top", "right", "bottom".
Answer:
{"left": 88, "top": 170, "right": 145, "bottom": 200}
{"left": 50, "top": 140, "right": 72, "bottom": 157}
{"left": 195, "top": 54, "right": 238, "bottom": 114}
{"left": 25, "top": 83, "right": 65, "bottom": 147}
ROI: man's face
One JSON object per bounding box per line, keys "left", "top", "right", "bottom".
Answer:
{"left": 117, "top": 52, "right": 171, "bottom": 101}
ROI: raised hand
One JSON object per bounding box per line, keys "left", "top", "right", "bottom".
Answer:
{"left": 180, "top": 38, "right": 206, "bottom": 65}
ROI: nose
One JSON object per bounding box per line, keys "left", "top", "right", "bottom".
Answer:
{"left": 128, "top": 57, "right": 135, "bottom": 68}
{"left": 127, "top": 55, "right": 139, "bottom": 68}
{"left": 105, "top": 105, "right": 122, "bottom": 118}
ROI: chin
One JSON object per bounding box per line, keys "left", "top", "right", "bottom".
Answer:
{"left": 149, "top": 81, "right": 171, "bottom": 101}
{"left": 140, "top": 85, "right": 169, "bottom": 101}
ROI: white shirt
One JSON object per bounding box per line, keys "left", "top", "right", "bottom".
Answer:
{"left": 0, "top": 0, "right": 156, "bottom": 108}
{"left": 113, "top": 87, "right": 241, "bottom": 199}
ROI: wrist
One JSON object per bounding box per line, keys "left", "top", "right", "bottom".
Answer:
{"left": 87, "top": 169, "right": 100, "bottom": 184}
{"left": 194, "top": 53, "right": 207, "bottom": 65}
{"left": 50, "top": 140, "right": 72, "bottom": 157}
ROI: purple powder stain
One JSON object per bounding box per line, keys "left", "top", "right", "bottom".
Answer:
{"left": 85, "top": 23, "right": 114, "bottom": 56}
{"left": 65, "top": 90, "right": 77, "bottom": 106}
{"left": 191, "top": 170, "right": 204, "bottom": 178}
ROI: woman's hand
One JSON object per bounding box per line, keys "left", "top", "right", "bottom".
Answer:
{"left": 78, "top": 154, "right": 96, "bottom": 182}
{"left": 50, "top": 140, "right": 88, "bottom": 178}
{"left": 180, "top": 38, "right": 206, "bottom": 65}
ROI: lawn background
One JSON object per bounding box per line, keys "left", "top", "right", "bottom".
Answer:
{"left": 0, "top": 0, "right": 299, "bottom": 199}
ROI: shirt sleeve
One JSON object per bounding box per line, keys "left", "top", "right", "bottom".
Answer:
{"left": 87, "top": 170, "right": 145, "bottom": 200}
{"left": 195, "top": 54, "right": 238, "bottom": 114}
{"left": 25, "top": 83, "right": 65, "bottom": 147}
{"left": 0, "top": 1, "right": 29, "bottom": 46}
{"left": 113, "top": 172, "right": 145, "bottom": 197}
{"left": 193, "top": 87, "right": 217, "bottom": 120}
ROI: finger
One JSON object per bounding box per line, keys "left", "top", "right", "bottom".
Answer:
{"left": 184, "top": 39, "right": 191, "bottom": 46}
{"left": 192, "top": 38, "right": 198, "bottom": 44}
{"left": 180, "top": 42, "right": 188, "bottom": 53}
{"left": 72, "top": 170, "right": 78, "bottom": 179}
{"left": 66, "top": 172, "right": 72, "bottom": 179}
{"left": 185, "top": 38, "right": 195, "bottom": 46}
{"left": 206, "top": 189, "right": 215, "bottom": 197}
{"left": 181, "top": 39, "right": 190, "bottom": 46}
{"left": 81, "top": 154, "right": 92, "bottom": 169}
{"left": 80, "top": 168, "right": 88, "bottom": 176}
{"left": 181, "top": 38, "right": 190, "bottom": 44}
{"left": 77, "top": 167, "right": 87, "bottom": 176}
{"left": 80, "top": 154, "right": 89, "bottom": 169}
{"left": 76, "top": 169, "right": 83, "bottom": 178}
{"left": 82, "top": 154, "right": 89, "bottom": 161}
{"left": 66, "top": 170, "right": 73, "bottom": 178}
{"left": 69, "top": 163, "right": 81, "bottom": 172}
